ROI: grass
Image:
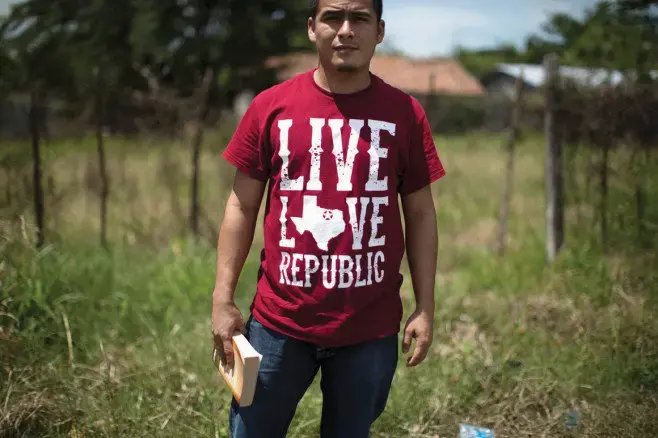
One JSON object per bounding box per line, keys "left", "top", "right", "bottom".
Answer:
{"left": 1, "top": 130, "right": 658, "bottom": 437}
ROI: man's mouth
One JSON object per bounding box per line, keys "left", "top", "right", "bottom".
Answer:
{"left": 335, "top": 45, "right": 357, "bottom": 52}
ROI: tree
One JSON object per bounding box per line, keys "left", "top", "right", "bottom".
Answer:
{"left": 454, "top": 44, "right": 526, "bottom": 79}
{"left": 1, "top": 0, "right": 78, "bottom": 247}
{"left": 129, "top": 0, "right": 308, "bottom": 239}
{"left": 541, "top": 12, "right": 586, "bottom": 46}
{"left": 69, "top": 0, "right": 137, "bottom": 248}
{"left": 524, "top": 1, "right": 658, "bottom": 73}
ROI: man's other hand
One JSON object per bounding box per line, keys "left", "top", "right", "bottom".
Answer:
{"left": 212, "top": 297, "right": 245, "bottom": 367}
{"left": 401, "top": 308, "right": 433, "bottom": 367}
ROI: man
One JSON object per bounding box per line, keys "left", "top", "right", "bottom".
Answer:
{"left": 212, "top": 0, "right": 445, "bottom": 436}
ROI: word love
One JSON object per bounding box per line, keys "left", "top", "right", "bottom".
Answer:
{"left": 280, "top": 195, "right": 388, "bottom": 251}
{"left": 277, "top": 118, "right": 395, "bottom": 192}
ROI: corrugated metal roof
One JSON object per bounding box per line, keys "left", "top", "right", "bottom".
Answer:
{"left": 497, "top": 63, "right": 629, "bottom": 87}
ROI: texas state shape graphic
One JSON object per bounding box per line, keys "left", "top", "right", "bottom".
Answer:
{"left": 290, "top": 196, "right": 345, "bottom": 251}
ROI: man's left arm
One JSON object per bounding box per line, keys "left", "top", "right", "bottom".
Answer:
{"left": 400, "top": 184, "right": 438, "bottom": 367}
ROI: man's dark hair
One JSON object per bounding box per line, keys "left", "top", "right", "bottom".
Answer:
{"left": 308, "top": 0, "right": 383, "bottom": 22}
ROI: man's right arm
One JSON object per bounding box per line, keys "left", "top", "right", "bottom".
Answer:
{"left": 212, "top": 169, "right": 266, "bottom": 365}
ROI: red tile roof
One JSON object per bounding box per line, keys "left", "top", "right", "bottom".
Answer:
{"left": 266, "top": 52, "right": 484, "bottom": 96}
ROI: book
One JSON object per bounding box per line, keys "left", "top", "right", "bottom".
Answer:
{"left": 213, "top": 332, "right": 263, "bottom": 407}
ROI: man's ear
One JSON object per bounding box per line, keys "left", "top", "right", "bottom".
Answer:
{"left": 377, "top": 19, "right": 385, "bottom": 44}
{"left": 308, "top": 17, "right": 317, "bottom": 43}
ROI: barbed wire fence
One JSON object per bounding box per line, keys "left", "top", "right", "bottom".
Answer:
{"left": 516, "top": 54, "right": 658, "bottom": 262}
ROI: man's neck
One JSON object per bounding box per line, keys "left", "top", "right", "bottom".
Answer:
{"left": 314, "top": 64, "right": 372, "bottom": 95}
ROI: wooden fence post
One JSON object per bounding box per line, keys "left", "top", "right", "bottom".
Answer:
{"left": 496, "top": 73, "right": 525, "bottom": 256}
{"left": 95, "top": 68, "right": 109, "bottom": 249}
{"left": 30, "top": 87, "right": 45, "bottom": 248}
{"left": 426, "top": 72, "right": 436, "bottom": 129}
{"left": 544, "top": 54, "right": 564, "bottom": 263}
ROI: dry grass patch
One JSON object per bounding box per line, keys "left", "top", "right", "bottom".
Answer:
{"left": 454, "top": 217, "right": 498, "bottom": 249}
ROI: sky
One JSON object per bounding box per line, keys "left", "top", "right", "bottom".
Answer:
{"left": 0, "top": 0, "right": 601, "bottom": 57}
{"left": 381, "top": 0, "right": 601, "bottom": 57}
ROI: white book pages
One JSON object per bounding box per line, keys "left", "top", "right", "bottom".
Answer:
{"left": 214, "top": 333, "right": 263, "bottom": 407}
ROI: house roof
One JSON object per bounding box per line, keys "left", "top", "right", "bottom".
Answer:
{"left": 488, "top": 63, "right": 658, "bottom": 88}
{"left": 265, "top": 52, "right": 484, "bottom": 96}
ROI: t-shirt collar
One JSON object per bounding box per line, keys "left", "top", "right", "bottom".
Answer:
{"left": 308, "top": 68, "right": 377, "bottom": 99}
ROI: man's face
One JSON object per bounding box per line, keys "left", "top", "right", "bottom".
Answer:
{"left": 308, "top": 0, "right": 385, "bottom": 73}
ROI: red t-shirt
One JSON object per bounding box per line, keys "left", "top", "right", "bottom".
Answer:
{"left": 222, "top": 69, "right": 445, "bottom": 347}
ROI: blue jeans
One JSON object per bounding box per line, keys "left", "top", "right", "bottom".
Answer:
{"left": 228, "top": 315, "right": 398, "bottom": 438}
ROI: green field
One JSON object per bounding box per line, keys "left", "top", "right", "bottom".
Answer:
{"left": 2, "top": 131, "right": 657, "bottom": 437}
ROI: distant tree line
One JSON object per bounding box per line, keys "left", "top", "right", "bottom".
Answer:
{"left": 455, "top": 0, "right": 658, "bottom": 80}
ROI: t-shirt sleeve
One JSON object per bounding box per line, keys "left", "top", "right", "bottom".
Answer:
{"left": 221, "top": 94, "right": 271, "bottom": 181}
{"left": 398, "top": 98, "right": 446, "bottom": 196}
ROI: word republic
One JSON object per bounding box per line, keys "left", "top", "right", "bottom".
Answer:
{"left": 275, "top": 118, "right": 397, "bottom": 290}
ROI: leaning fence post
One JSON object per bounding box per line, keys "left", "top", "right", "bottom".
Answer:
{"left": 544, "top": 54, "right": 564, "bottom": 263}
{"left": 496, "top": 73, "right": 525, "bottom": 256}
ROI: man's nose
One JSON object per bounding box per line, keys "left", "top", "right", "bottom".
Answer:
{"left": 337, "top": 19, "right": 355, "bottom": 38}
